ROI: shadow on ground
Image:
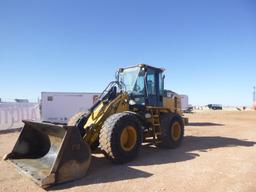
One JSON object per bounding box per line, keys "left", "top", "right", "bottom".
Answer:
{"left": 50, "top": 136, "right": 255, "bottom": 190}
{"left": 189, "top": 122, "right": 225, "bottom": 126}
{"left": 0, "top": 128, "right": 21, "bottom": 134}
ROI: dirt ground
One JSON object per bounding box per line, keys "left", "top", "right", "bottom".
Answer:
{"left": 0, "top": 110, "right": 256, "bottom": 192}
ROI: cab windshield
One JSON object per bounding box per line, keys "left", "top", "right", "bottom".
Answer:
{"left": 119, "top": 67, "right": 145, "bottom": 95}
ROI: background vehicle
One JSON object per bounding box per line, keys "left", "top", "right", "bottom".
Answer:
{"left": 208, "top": 104, "right": 223, "bottom": 110}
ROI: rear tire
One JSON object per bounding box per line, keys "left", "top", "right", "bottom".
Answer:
{"left": 158, "top": 113, "right": 184, "bottom": 149}
{"left": 99, "top": 112, "right": 142, "bottom": 163}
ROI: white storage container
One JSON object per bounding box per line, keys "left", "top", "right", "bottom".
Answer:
{"left": 41, "top": 92, "right": 100, "bottom": 124}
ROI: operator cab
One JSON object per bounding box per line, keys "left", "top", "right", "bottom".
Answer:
{"left": 118, "top": 64, "right": 165, "bottom": 107}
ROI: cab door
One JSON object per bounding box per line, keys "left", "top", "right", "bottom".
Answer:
{"left": 146, "top": 70, "right": 163, "bottom": 107}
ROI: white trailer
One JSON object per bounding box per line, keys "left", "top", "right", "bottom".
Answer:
{"left": 180, "top": 94, "right": 192, "bottom": 112}
{"left": 41, "top": 92, "right": 100, "bottom": 124}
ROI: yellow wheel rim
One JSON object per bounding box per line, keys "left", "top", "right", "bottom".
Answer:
{"left": 120, "top": 126, "right": 137, "bottom": 152}
{"left": 171, "top": 122, "right": 181, "bottom": 141}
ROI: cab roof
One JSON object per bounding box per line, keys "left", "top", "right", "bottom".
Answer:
{"left": 119, "top": 64, "right": 165, "bottom": 72}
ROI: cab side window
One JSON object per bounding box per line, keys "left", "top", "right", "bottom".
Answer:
{"left": 147, "top": 72, "right": 156, "bottom": 95}
{"left": 159, "top": 73, "right": 164, "bottom": 95}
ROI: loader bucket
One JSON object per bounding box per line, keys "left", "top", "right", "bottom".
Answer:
{"left": 4, "top": 120, "right": 91, "bottom": 188}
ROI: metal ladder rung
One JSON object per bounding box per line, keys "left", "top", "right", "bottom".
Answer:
{"left": 149, "top": 108, "right": 161, "bottom": 145}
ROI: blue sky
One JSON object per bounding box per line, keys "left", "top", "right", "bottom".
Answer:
{"left": 0, "top": 0, "right": 255, "bottom": 106}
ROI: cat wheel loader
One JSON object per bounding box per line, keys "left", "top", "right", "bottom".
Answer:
{"left": 4, "top": 64, "right": 186, "bottom": 188}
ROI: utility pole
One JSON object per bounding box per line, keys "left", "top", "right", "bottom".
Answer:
{"left": 253, "top": 86, "right": 256, "bottom": 102}
{"left": 253, "top": 86, "right": 256, "bottom": 110}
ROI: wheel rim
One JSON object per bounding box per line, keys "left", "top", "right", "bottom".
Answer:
{"left": 120, "top": 126, "right": 137, "bottom": 152}
{"left": 171, "top": 121, "right": 181, "bottom": 141}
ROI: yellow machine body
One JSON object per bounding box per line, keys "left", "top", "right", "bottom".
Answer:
{"left": 4, "top": 64, "right": 186, "bottom": 188}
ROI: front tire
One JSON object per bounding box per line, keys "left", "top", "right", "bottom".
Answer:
{"left": 99, "top": 112, "right": 142, "bottom": 163}
{"left": 68, "top": 112, "right": 99, "bottom": 151}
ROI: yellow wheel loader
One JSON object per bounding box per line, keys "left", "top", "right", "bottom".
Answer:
{"left": 4, "top": 64, "right": 186, "bottom": 188}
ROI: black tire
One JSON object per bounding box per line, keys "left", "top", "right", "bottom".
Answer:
{"left": 67, "top": 112, "right": 88, "bottom": 136}
{"left": 99, "top": 112, "right": 142, "bottom": 163}
{"left": 158, "top": 113, "right": 184, "bottom": 149}
{"left": 68, "top": 112, "right": 99, "bottom": 151}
